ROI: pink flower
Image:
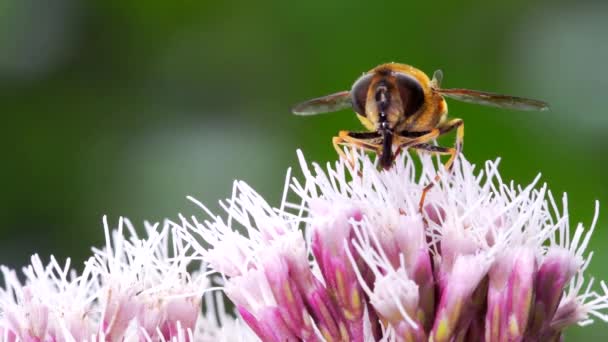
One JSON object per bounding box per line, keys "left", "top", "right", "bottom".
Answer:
{"left": 2, "top": 147, "right": 606, "bottom": 341}
{"left": 187, "top": 149, "right": 608, "bottom": 341}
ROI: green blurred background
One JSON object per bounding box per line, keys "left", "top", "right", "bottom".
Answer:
{"left": 1, "top": 0, "right": 606, "bottom": 338}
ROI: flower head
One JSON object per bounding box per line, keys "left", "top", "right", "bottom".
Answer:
{"left": 2, "top": 147, "right": 607, "bottom": 341}
{"left": 0, "top": 255, "right": 96, "bottom": 341}
{"left": 0, "top": 217, "right": 247, "bottom": 342}
{"left": 186, "top": 148, "right": 608, "bottom": 341}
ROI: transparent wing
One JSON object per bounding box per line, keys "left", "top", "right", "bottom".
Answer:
{"left": 431, "top": 69, "right": 443, "bottom": 88}
{"left": 438, "top": 88, "right": 549, "bottom": 112}
{"left": 291, "top": 91, "right": 352, "bottom": 115}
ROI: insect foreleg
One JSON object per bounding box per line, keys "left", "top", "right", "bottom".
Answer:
{"left": 332, "top": 130, "right": 382, "bottom": 168}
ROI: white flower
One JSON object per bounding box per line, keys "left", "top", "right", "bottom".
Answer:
{"left": 0, "top": 255, "right": 97, "bottom": 341}
{"left": 90, "top": 217, "right": 210, "bottom": 341}
{"left": 0, "top": 217, "right": 245, "bottom": 342}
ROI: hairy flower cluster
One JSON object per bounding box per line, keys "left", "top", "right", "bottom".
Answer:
{"left": 1, "top": 149, "right": 607, "bottom": 341}
{"left": 0, "top": 218, "right": 247, "bottom": 342}
{"left": 183, "top": 149, "right": 608, "bottom": 341}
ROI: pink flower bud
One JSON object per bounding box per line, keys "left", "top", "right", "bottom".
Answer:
{"left": 485, "top": 247, "right": 536, "bottom": 341}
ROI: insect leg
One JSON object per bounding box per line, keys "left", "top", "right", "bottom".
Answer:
{"left": 437, "top": 118, "right": 464, "bottom": 152}
{"left": 412, "top": 120, "right": 464, "bottom": 211}
{"left": 396, "top": 128, "right": 441, "bottom": 147}
{"left": 393, "top": 128, "right": 441, "bottom": 159}
{"left": 411, "top": 143, "right": 457, "bottom": 212}
{"left": 415, "top": 143, "right": 458, "bottom": 173}
{"left": 332, "top": 131, "right": 381, "bottom": 167}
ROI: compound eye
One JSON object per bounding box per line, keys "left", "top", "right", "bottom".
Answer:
{"left": 394, "top": 73, "right": 425, "bottom": 117}
{"left": 351, "top": 73, "right": 374, "bottom": 116}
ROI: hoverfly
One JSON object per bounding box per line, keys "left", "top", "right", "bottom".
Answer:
{"left": 292, "top": 62, "right": 548, "bottom": 208}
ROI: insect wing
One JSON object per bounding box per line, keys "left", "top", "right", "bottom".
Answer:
{"left": 431, "top": 69, "right": 443, "bottom": 87}
{"left": 291, "top": 91, "right": 352, "bottom": 115}
{"left": 438, "top": 88, "right": 549, "bottom": 111}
